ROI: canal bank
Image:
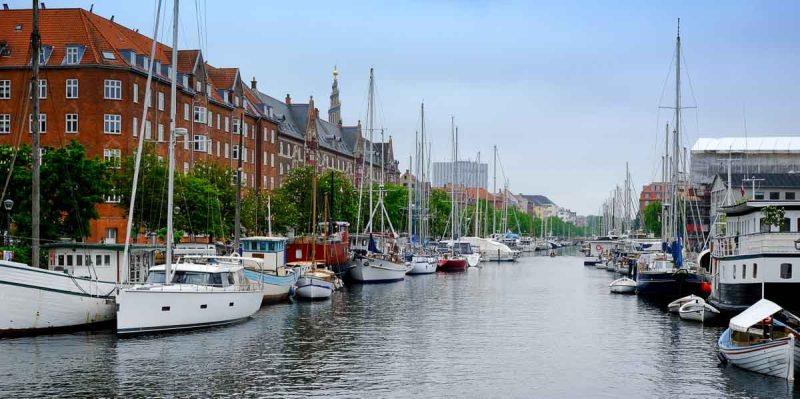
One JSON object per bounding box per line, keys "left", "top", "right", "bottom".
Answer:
{"left": 0, "top": 251, "right": 796, "bottom": 398}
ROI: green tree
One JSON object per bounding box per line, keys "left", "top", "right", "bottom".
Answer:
{"left": 114, "top": 144, "right": 169, "bottom": 239}
{"left": 761, "top": 205, "right": 786, "bottom": 232}
{"left": 643, "top": 201, "right": 662, "bottom": 235}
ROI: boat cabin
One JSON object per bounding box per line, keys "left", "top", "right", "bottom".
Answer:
{"left": 144, "top": 262, "right": 248, "bottom": 288}
{"left": 44, "top": 242, "right": 163, "bottom": 284}
{"left": 240, "top": 236, "right": 287, "bottom": 271}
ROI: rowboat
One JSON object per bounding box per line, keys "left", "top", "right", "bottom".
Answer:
{"left": 678, "top": 298, "right": 720, "bottom": 322}
{"left": 609, "top": 277, "right": 636, "bottom": 294}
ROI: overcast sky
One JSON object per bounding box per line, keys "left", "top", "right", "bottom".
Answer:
{"left": 43, "top": 0, "right": 800, "bottom": 214}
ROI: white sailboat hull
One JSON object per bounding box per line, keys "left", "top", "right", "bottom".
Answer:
{"left": 407, "top": 257, "right": 437, "bottom": 275}
{"left": 0, "top": 261, "right": 117, "bottom": 334}
{"left": 350, "top": 257, "right": 406, "bottom": 283}
{"left": 116, "top": 287, "right": 263, "bottom": 334}
{"left": 719, "top": 329, "right": 795, "bottom": 381}
{"left": 295, "top": 276, "right": 333, "bottom": 300}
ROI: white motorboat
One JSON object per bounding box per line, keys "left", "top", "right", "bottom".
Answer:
{"left": 116, "top": 260, "right": 263, "bottom": 334}
{"left": 351, "top": 255, "right": 408, "bottom": 283}
{"left": 609, "top": 277, "right": 636, "bottom": 294}
{"left": 667, "top": 294, "right": 702, "bottom": 313}
{"left": 0, "top": 260, "right": 117, "bottom": 334}
{"left": 407, "top": 255, "right": 437, "bottom": 275}
{"left": 718, "top": 299, "right": 800, "bottom": 381}
{"left": 678, "top": 298, "right": 719, "bottom": 322}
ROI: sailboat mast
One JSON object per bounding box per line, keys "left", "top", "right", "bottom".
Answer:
{"left": 450, "top": 116, "right": 455, "bottom": 242}
{"left": 407, "top": 154, "right": 413, "bottom": 241}
{"left": 672, "top": 19, "right": 681, "bottom": 242}
{"left": 165, "top": 0, "right": 180, "bottom": 282}
{"left": 474, "top": 152, "right": 480, "bottom": 236}
{"left": 30, "top": 0, "right": 41, "bottom": 268}
{"left": 492, "top": 145, "right": 497, "bottom": 236}
{"left": 419, "top": 102, "right": 425, "bottom": 244}
{"left": 367, "top": 68, "right": 374, "bottom": 235}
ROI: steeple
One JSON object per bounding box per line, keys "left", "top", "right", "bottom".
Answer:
{"left": 328, "top": 65, "right": 341, "bottom": 126}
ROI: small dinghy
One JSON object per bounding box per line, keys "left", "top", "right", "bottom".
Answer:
{"left": 609, "top": 277, "right": 637, "bottom": 294}
{"left": 718, "top": 299, "right": 800, "bottom": 381}
{"left": 678, "top": 298, "right": 719, "bottom": 322}
{"left": 667, "top": 294, "right": 702, "bottom": 313}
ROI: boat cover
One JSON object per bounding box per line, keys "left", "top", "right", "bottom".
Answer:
{"left": 730, "top": 299, "right": 782, "bottom": 333}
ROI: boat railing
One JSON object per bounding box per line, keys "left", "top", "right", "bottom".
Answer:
{"left": 712, "top": 233, "right": 800, "bottom": 257}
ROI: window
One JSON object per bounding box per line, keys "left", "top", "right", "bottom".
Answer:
{"left": 29, "top": 113, "right": 46, "bottom": 133}
{"left": 157, "top": 92, "right": 164, "bottom": 111}
{"left": 195, "top": 80, "right": 202, "bottom": 92}
{"left": 66, "top": 79, "right": 78, "bottom": 99}
{"left": 66, "top": 255, "right": 73, "bottom": 267}
{"left": 39, "top": 46, "right": 51, "bottom": 64}
{"left": 755, "top": 191, "right": 764, "bottom": 200}
{"left": 95, "top": 255, "right": 102, "bottom": 266}
{"left": 753, "top": 263, "right": 758, "bottom": 279}
{"left": 770, "top": 192, "right": 780, "bottom": 200}
{"left": 781, "top": 263, "right": 792, "bottom": 279}
{"left": 216, "top": 142, "right": 220, "bottom": 157}
{"left": 35, "top": 79, "right": 47, "bottom": 99}
{"left": 280, "top": 142, "right": 283, "bottom": 156}
{"left": 157, "top": 124, "right": 164, "bottom": 142}
{"left": 280, "top": 163, "right": 283, "bottom": 175}
{"left": 0, "top": 80, "right": 9, "bottom": 99}
{"left": 105, "top": 187, "right": 120, "bottom": 203}
{"left": 104, "top": 149, "right": 121, "bottom": 168}
{"left": 76, "top": 254, "right": 83, "bottom": 266}
{"left": 105, "top": 228, "right": 118, "bottom": 241}
{"left": 270, "top": 153, "right": 274, "bottom": 167}
{"left": 194, "top": 135, "right": 208, "bottom": 152}
{"left": 232, "top": 145, "right": 239, "bottom": 160}
{"left": 781, "top": 218, "right": 791, "bottom": 233}
{"left": 183, "top": 162, "right": 189, "bottom": 174}
{"left": 193, "top": 106, "right": 207, "bottom": 123}
{"left": 263, "top": 127, "right": 267, "bottom": 141}
{"left": 0, "top": 114, "right": 9, "bottom": 134}
{"left": 742, "top": 264, "right": 746, "bottom": 280}
{"left": 224, "top": 116, "right": 230, "bottom": 132}
{"left": 102, "top": 51, "right": 115, "bottom": 60}
{"left": 145, "top": 121, "right": 152, "bottom": 140}
{"left": 104, "top": 80, "right": 122, "bottom": 100}
{"left": 133, "top": 117, "right": 138, "bottom": 137}
{"left": 65, "top": 46, "right": 80, "bottom": 64}
{"left": 787, "top": 192, "right": 796, "bottom": 200}
{"left": 233, "top": 118, "right": 241, "bottom": 134}
{"left": 271, "top": 129, "right": 276, "bottom": 143}
{"left": 224, "top": 143, "right": 229, "bottom": 159}
{"left": 133, "top": 83, "right": 139, "bottom": 103}
{"left": 105, "top": 255, "right": 111, "bottom": 266}
{"left": 65, "top": 113, "right": 78, "bottom": 133}
{"left": 732, "top": 264, "right": 736, "bottom": 280}
{"left": 216, "top": 114, "right": 220, "bottom": 129}
{"left": 207, "top": 111, "right": 213, "bottom": 127}
{"left": 104, "top": 114, "right": 121, "bottom": 134}
{"left": 184, "top": 103, "right": 189, "bottom": 121}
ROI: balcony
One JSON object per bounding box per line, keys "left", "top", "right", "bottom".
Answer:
{"left": 713, "top": 232, "right": 800, "bottom": 257}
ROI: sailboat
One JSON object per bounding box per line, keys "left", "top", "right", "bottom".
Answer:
{"left": 0, "top": 3, "right": 117, "bottom": 335}
{"left": 349, "top": 68, "right": 408, "bottom": 283}
{"left": 437, "top": 117, "right": 467, "bottom": 272}
{"left": 634, "top": 20, "right": 709, "bottom": 300}
{"left": 115, "top": 0, "right": 263, "bottom": 334}
{"left": 406, "top": 103, "right": 437, "bottom": 275}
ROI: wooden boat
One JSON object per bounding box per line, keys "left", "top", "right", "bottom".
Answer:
{"left": 667, "top": 294, "right": 702, "bottom": 313}
{"left": 609, "top": 277, "right": 636, "bottom": 294}
{"left": 718, "top": 299, "right": 800, "bottom": 381}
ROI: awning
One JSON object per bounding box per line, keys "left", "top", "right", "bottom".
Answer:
{"left": 730, "top": 299, "right": 783, "bottom": 333}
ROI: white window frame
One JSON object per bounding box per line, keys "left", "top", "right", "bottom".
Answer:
{"left": 224, "top": 116, "right": 230, "bottom": 132}
{"left": 0, "top": 80, "right": 10, "bottom": 99}
{"left": 66, "top": 79, "right": 78, "bottom": 99}
{"left": 233, "top": 118, "right": 241, "bottom": 134}
{"left": 37, "top": 80, "right": 47, "bottom": 99}
{"left": 133, "top": 83, "right": 139, "bottom": 103}
{"left": 65, "top": 113, "right": 78, "bottom": 133}
{"left": 145, "top": 121, "right": 152, "bottom": 140}
{"left": 65, "top": 46, "right": 80, "bottom": 65}
{"left": 103, "top": 80, "right": 122, "bottom": 100}
{"left": 232, "top": 145, "right": 240, "bottom": 160}
{"left": 0, "top": 114, "right": 10, "bottom": 134}
{"left": 103, "top": 114, "right": 122, "bottom": 134}
{"left": 157, "top": 124, "right": 164, "bottom": 142}
{"left": 157, "top": 92, "right": 164, "bottom": 111}
{"left": 194, "top": 135, "right": 208, "bottom": 152}
{"left": 193, "top": 106, "right": 207, "bottom": 123}
{"left": 207, "top": 111, "right": 213, "bottom": 127}
{"left": 29, "top": 113, "right": 47, "bottom": 133}
{"left": 133, "top": 117, "right": 138, "bottom": 137}
{"left": 103, "top": 148, "right": 121, "bottom": 169}
{"left": 184, "top": 103, "right": 189, "bottom": 121}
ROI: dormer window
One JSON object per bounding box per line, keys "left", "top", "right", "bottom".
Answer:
{"left": 182, "top": 74, "right": 189, "bottom": 88}
{"left": 101, "top": 51, "right": 116, "bottom": 60}
{"left": 195, "top": 80, "right": 202, "bottom": 92}
{"left": 65, "top": 46, "right": 81, "bottom": 65}
{"left": 206, "top": 84, "right": 211, "bottom": 96}
{"left": 234, "top": 96, "right": 240, "bottom": 107}
{"left": 223, "top": 91, "right": 229, "bottom": 103}
{"left": 38, "top": 46, "right": 52, "bottom": 64}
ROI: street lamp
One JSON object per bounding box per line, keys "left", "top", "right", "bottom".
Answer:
{"left": 3, "top": 198, "right": 13, "bottom": 247}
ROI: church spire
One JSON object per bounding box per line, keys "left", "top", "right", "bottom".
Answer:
{"left": 328, "top": 65, "right": 341, "bottom": 126}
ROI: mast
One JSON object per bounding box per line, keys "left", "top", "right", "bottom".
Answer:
{"left": 407, "top": 154, "right": 413, "bottom": 242}
{"left": 662, "top": 123, "right": 669, "bottom": 241}
{"left": 474, "top": 152, "right": 480, "bottom": 236}
{"left": 492, "top": 145, "right": 497, "bottom": 236}
{"left": 671, "top": 18, "right": 681, "bottom": 243}
{"left": 450, "top": 116, "right": 455, "bottom": 243}
{"left": 30, "top": 0, "right": 41, "bottom": 268}
{"left": 367, "top": 68, "right": 374, "bottom": 235}
{"left": 165, "top": 0, "right": 180, "bottom": 282}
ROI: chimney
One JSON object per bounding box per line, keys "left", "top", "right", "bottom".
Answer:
{"left": 40, "top": 2, "right": 45, "bottom": 9}
{"left": 89, "top": 3, "right": 93, "bottom": 13}
{"left": 285, "top": 93, "right": 291, "bottom": 105}
{"left": 110, "top": 15, "right": 114, "bottom": 22}
{"left": 251, "top": 76, "right": 257, "bottom": 90}
{"left": 315, "top": 108, "right": 320, "bottom": 119}
{"left": 2, "top": 4, "right": 9, "bottom": 10}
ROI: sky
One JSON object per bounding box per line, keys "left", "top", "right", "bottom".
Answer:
{"left": 40, "top": 0, "right": 800, "bottom": 215}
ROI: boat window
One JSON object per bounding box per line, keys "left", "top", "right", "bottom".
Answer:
{"left": 228, "top": 272, "right": 236, "bottom": 285}
{"left": 742, "top": 264, "right": 746, "bottom": 280}
{"left": 96, "top": 255, "right": 103, "bottom": 266}
{"left": 781, "top": 218, "right": 791, "bottom": 233}
{"left": 209, "top": 273, "right": 223, "bottom": 287}
{"left": 66, "top": 255, "right": 73, "bottom": 266}
{"left": 76, "top": 255, "right": 83, "bottom": 266}
{"left": 104, "top": 255, "right": 111, "bottom": 266}
{"left": 781, "top": 263, "right": 792, "bottom": 279}
{"left": 172, "top": 271, "right": 209, "bottom": 285}
{"left": 145, "top": 271, "right": 165, "bottom": 283}
{"left": 797, "top": 218, "right": 800, "bottom": 233}
{"left": 57, "top": 254, "right": 64, "bottom": 266}
{"left": 753, "top": 263, "right": 757, "bottom": 279}
{"left": 732, "top": 264, "right": 736, "bottom": 280}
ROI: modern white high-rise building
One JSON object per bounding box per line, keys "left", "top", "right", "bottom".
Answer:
{"left": 432, "top": 161, "right": 488, "bottom": 189}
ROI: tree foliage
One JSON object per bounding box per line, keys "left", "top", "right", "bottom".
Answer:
{"left": 761, "top": 205, "right": 786, "bottom": 231}
{"left": 643, "top": 201, "right": 662, "bottom": 235}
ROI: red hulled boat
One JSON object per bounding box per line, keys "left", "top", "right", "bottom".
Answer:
{"left": 437, "top": 255, "right": 467, "bottom": 272}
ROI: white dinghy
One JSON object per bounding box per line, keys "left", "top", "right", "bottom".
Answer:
{"left": 678, "top": 298, "right": 720, "bottom": 322}
{"left": 609, "top": 277, "right": 637, "bottom": 294}
{"left": 718, "top": 299, "right": 800, "bottom": 381}
{"left": 667, "top": 294, "right": 702, "bottom": 313}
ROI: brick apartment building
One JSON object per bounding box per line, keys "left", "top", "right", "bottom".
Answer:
{"left": 0, "top": 7, "right": 397, "bottom": 243}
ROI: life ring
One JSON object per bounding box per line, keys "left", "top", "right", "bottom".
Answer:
{"left": 596, "top": 245, "right": 602, "bottom": 251}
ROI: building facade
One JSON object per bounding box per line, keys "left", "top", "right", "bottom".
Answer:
{"left": 432, "top": 160, "right": 488, "bottom": 190}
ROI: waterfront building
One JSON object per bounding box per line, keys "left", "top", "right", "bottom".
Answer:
{"left": 708, "top": 173, "right": 800, "bottom": 236}
{"left": 432, "top": 160, "right": 488, "bottom": 190}
{"left": 0, "top": 7, "right": 397, "bottom": 243}
{"left": 691, "top": 137, "right": 800, "bottom": 185}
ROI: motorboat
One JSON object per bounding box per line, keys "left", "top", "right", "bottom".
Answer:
{"left": 678, "top": 298, "right": 719, "bottom": 322}
{"left": 407, "top": 255, "right": 437, "bottom": 275}
{"left": 116, "top": 259, "right": 264, "bottom": 335}
{"left": 609, "top": 277, "right": 636, "bottom": 294}
{"left": 718, "top": 299, "right": 800, "bottom": 381}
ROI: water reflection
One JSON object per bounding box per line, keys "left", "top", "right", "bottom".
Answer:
{"left": 0, "top": 251, "right": 798, "bottom": 398}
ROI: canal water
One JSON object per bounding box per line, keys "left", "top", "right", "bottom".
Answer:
{"left": 1, "top": 250, "right": 798, "bottom": 398}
